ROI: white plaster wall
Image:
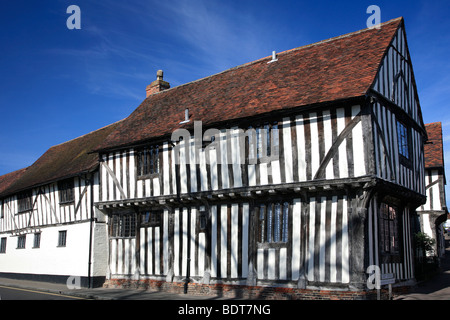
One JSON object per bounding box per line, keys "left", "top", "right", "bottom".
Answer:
{"left": 0, "top": 222, "right": 91, "bottom": 277}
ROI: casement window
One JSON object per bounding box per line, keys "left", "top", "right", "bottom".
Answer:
{"left": 17, "top": 191, "right": 33, "bottom": 213}
{"left": 0, "top": 238, "right": 6, "bottom": 253}
{"left": 397, "top": 121, "right": 410, "bottom": 160}
{"left": 141, "top": 210, "right": 162, "bottom": 227}
{"left": 33, "top": 232, "right": 41, "bottom": 248}
{"left": 58, "top": 230, "right": 67, "bottom": 247}
{"left": 17, "top": 235, "right": 26, "bottom": 249}
{"left": 110, "top": 213, "right": 137, "bottom": 238}
{"left": 58, "top": 179, "right": 74, "bottom": 204}
{"left": 247, "top": 122, "right": 279, "bottom": 164}
{"left": 379, "top": 203, "right": 399, "bottom": 255}
{"left": 137, "top": 145, "right": 160, "bottom": 177}
{"left": 258, "top": 202, "right": 290, "bottom": 244}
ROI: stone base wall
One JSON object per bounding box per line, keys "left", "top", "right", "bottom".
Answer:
{"left": 104, "top": 278, "right": 411, "bottom": 300}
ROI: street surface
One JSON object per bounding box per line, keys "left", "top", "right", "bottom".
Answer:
{"left": 0, "top": 284, "right": 88, "bottom": 300}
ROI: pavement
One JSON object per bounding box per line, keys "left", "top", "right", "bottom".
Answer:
{"left": 0, "top": 276, "right": 228, "bottom": 300}
{"left": 1, "top": 235, "right": 450, "bottom": 300}
{"left": 394, "top": 233, "right": 450, "bottom": 300}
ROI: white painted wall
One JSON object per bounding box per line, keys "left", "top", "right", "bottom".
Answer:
{"left": 0, "top": 222, "right": 91, "bottom": 278}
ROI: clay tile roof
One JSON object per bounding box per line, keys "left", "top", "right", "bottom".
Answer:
{"left": 0, "top": 121, "right": 120, "bottom": 198}
{"left": 94, "top": 17, "right": 403, "bottom": 152}
{"left": 0, "top": 168, "right": 28, "bottom": 196}
{"left": 425, "top": 122, "right": 445, "bottom": 169}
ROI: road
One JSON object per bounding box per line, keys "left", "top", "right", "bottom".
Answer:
{"left": 0, "top": 285, "right": 89, "bottom": 300}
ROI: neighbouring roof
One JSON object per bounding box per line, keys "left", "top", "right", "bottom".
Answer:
{"left": 94, "top": 17, "right": 405, "bottom": 152}
{"left": 0, "top": 168, "right": 28, "bottom": 196}
{"left": 0, "top": 121, "right": 120, "bottom": 198}
{"left": 425, "top": 122, "right": 445, "bottom": 169}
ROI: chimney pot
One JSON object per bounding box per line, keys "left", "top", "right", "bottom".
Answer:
{"left": 146, "top": 70, "right": 170, "bottom": 97}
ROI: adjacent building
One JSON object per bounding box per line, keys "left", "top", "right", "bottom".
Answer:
{"left": 0, "top": 123, "right": 118, "bottom": 287}
{"left": 417, "top": 122, "right": 448, "bottom": 258}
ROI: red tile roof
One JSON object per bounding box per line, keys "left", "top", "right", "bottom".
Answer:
{"left": 425, "top": 122, "right": 445, "bottom": 169}
{"left": 0, "top": 168, "right": 28, "bottom": 196}
{"left": 95, "top": 18, "right": 404, "bottom": 152}
{"left": 0, "top": 122, "right": 120, "bottom": 198}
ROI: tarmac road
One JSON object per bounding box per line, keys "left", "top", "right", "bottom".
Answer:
{"left": 0, "top": 284, "right": 88, "bottom": 300}
{"left": 1, "top": 235, "right": 450, "bottom": 301}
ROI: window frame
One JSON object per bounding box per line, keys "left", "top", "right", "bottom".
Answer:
{"left": 141, "top": 210, "right": 162, "bottom": 228}
{"left": 0, "top": 237, "right": 7, "bottom": 253}
{"left": 247, "top": 121, "right": 279, "bottom": 164}
{"left": 396, "top": 120, "right": 412, "bottom": 167}
{"left": 109, "top": 213, "right": 137, "bottom": 238}
{"left": 33, "top": 232, "right": 41, "bottom": 248}
{"left": 17, "top": 235, "right": 26, "bottom": 249}
{"left": 17, "top": 191, "right": 33, "bottom": 213}
{"left": 379, "top": 203, "right": 400, "bottom": 255}
{"left": 58, "top": 230, "right": 67, "bottom": 247}
{"left": 137, "top": 144, "right": 161, "bottom": 179}
{"left": 257, "top": 201, "right": 290, "bottom": 247}
{"left": 58, "top": 179, "right": 75, "bottom": 205}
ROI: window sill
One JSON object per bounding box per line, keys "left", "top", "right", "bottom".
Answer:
{"left": 16, "top": 210, "right": 32, "bottom": 215}
{"left": 257, "top": 242, "right": 288, "bottom": 249}
{"left": 137, "top": 173, "right": 160, "bottom": 180}
{"left": 59, "top": 201, "right": 75, "bottom": 206}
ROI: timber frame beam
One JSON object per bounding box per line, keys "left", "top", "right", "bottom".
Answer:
{"left": 95, "top": 175, "right": 425, "bottom": 211}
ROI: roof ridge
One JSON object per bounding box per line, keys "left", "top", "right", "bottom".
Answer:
{"left": 48, "top": 118, "right": 125, "bottom": 149}
{"left": 148, "top": 17, "right": 403, "bottom": 98}
{"left": 278, "top": 17, "right": 403, "bottom": 57}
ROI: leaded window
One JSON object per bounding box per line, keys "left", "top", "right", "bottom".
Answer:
{"left": 397, "top": 121, "right": 410, "bottom": 159}
{"left": 137, "top": 145, "right": 160, "bottom": 177}
{"left": 110, "top": 213, "right": 137, "bottom": 238}
{"left": 379, "top": 203, "right": 399, "bottom": 255}
{"left": 58, "top": 179, "right": 74, "bottom": 204}
{"left": 141, "top": 210, "right": 162, "bottom": 227}
{"left": 247, "top": 122, "right": 279, "bottom": 164}
{"left": 258, "top": 202, "right": 289, "bottom": 244}
{"left": 17, "top": 191, "right": 33, "bottom": 213}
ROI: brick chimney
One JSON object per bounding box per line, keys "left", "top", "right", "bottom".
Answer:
{"left": 146, "top": 70, "right": 170, "bottom": 97}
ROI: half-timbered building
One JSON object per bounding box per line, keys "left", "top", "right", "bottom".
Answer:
{"left": 417, "top": 122, "right": 448, "bottom": 258}
{"left": 0, "top": 123, "right": 118, "bottom": 287}
{"left": 91, "top": 18, "right": 427, "bottom": 299}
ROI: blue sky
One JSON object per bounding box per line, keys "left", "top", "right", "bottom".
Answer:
{"left": 1, "top": 0, "right": 450, "bottom": 204}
